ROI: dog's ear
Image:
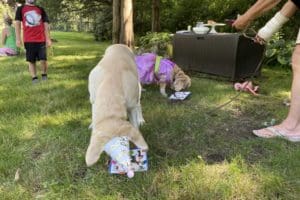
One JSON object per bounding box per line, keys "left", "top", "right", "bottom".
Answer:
{"left": 173, "top": 65, "right": 181, "bottom": 76}
{"left": 186, "top": 75, "right": 192, "bottom": 88}
{"left": 173, "top": 74, "right": 191, "bottom": 91}
{"left": 85, "top": 132, "right": 110, "bottom": 167}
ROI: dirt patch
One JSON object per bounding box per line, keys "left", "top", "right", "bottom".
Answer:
{"left": 31, "top": 150, "right": 42, "bottom": 160}
{"left": 73, "top": 166, "right": 87, "bottom": 181}
{"left": 244, "top": 143, "right": 270, "bottom": 164}
{"left": 201, "top": 112, "right": 272, "bottom": 164}
{"left": 205, "top": 153, "right": 225, "bottom": 164}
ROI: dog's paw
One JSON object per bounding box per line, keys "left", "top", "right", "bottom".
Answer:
{"left": 138, "top": 118, "right": 145, "bottom": 126}
{"left": 129, "top": 133, "right": 149, "bottom": 151}
{"left": 138, "top": 143, "right": 149, "bottom": 151}
{"left": 161, "top": 92, "right": 168, "bottom": 97}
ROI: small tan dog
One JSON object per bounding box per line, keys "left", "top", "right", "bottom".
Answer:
{"left": 135, "top": 53, "right": 191, "bottom": 97}
{"left": 86, "top": 44, "right": 148, "bottom": 167}
{"left": 171, "top": 65, "right": 192, "bottom": 93}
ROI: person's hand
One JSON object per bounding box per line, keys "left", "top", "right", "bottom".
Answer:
{"left": 254, "top": 35, "right": 266, "bottom": 45}
{"left": 232, "top": 14, "right": 252, "bottom": 30}
{"left": 46, "top": 39, "right": 52, "bottom": 47}
{"left": 16, "top": 39, "right": 22, "bottom": 48}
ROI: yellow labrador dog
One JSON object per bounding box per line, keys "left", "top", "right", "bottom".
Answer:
{"left": 86, "top": 44, "right": 148, "bottom": 167}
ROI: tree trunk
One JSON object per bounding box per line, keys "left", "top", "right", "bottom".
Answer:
{"left": 151, "top": 0, "right": 160, "bottom": 32}
{"left": 112, "top": 0, "right": 120, "bottom": 44}
{"left": 120, "top": 0, "right": 134, "bottom": 48}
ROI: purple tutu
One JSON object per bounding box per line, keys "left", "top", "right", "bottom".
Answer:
{"left": 135, "top": 53, "right": 175, "bottom": 84}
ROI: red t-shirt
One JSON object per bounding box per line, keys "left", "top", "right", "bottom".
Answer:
{"left": 15, "top": 5, "right": 49, "bottom": 43}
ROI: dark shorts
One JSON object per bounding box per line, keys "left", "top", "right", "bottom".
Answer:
{"left": 24, "top": 42, "right": 47, "bottom": 62}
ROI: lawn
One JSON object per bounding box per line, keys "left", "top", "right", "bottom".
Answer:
{"left": 0, "top": 31, "right": 299, "bottom": 200}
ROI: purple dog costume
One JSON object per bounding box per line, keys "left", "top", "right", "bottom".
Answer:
{"left": 135, "top": 53, "right": 175, "bottom": 84}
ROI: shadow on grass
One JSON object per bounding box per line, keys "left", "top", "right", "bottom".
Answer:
{"left": 1, "top": 32, "right": 299, "bottom": 199}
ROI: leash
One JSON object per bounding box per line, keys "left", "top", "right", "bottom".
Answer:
{"left": 241, "top": 27, "right": 258, "bottom": 41}
{"left": 189, "top": 29, "right": 266, "bottom": 129}
{"left": 203, "top": 27, "right": 266, "bottom": 116}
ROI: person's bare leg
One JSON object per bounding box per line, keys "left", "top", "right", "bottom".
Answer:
{"left": 269, "top": 0, "right": 298, "bottom": 112}
{"left": 40, "top": 60, "right": 48, "bottom": 80}
{"left": 279, "top": 45, "right": 300, "bottom": 135}
{"left": 28, "top": 62, "right": 37, "bottom": 78}
{"left": 40, "top": 60, "right": 48, "bottom": 74}
{"left": 253, "top": 45, "right": 300, "bottom": 137}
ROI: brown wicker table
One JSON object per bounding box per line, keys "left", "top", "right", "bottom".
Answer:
{"left": 172, "top": 32, "right": 265, "bottom": 80}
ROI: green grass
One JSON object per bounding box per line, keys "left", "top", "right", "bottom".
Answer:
{"left": 0, "top": 31, "right": 299, "bottom": 199}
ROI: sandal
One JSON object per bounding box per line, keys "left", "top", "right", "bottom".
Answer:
{"left": 252, "top": 127, "right": 286, "bottom": 139}
{"left": 253, "top": 127, "right": 300, "bottom": 142}
{"left": 284, "top": 134, "right": 300, "bottom": 142}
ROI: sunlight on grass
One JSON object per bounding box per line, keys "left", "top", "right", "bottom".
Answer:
{"left": 155, "top": 157, "right": 284, "bottom": 199}
{"left": 53, "top": 55, "right": 97, "bottom": 62}
{"left": 0, "top": 32, "right": 299, "bottom": 199}
{"left": 55, "top": 45, "right": 75, "bottom": 49}
{"left": 19, "top": 109, "right": 89, "bottom": 139}
{"left": 271, "top": 90, "right": 290, "bottom": 98}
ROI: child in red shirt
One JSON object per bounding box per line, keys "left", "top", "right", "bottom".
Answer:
{"left": 15, "top": 0, "right": 52, "bottom": 84}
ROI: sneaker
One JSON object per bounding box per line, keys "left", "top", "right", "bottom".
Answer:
{"left": 41, "top": 74, "right": 48, "bottom": 81}
{"left": 32, "top": 77, "right": 39, "bottom": 84}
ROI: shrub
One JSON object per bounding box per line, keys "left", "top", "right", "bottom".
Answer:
{"left": 93, "top": 7, "right": 112, "bottom": 41}
{"left": 264, "top": 32, "right": 294, "bottom": 67}
{"left": 135, "top": 32, "right": 173, "bottom": 58}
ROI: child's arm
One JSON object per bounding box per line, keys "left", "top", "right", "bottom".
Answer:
{"left": 15, "top": 21, "right": 22, "bottom": 47}
{"left": 1, "top": 28, "right": 7, "bottom": 46}
{"left": 15, "top": 6, "right": 22, "bottom": 47}
{"left": 44, "top": 22, "right": 52, "bottom": 47}
{"left": 41, "top": 7, "right": 52, "bottom": 47}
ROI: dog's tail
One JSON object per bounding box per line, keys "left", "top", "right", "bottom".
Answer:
{"left": 85, "top": 120, "right": 148, "bottom": 167}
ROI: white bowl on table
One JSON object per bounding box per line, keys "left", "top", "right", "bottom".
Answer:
{"left": 203, "top": 23, "right": 226, "bottom": 33}
{"left": 193, "top": 26, "right": 210, "bottom": 34}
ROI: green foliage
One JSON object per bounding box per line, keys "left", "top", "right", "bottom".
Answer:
{"left": 136, "top": 32, "right": 173, "bottom": 57}
{"left": 0, "top": 2, "right": 14, "bottom": 29}
{"left": 264, "top": 32, "right": 294, "bottom": 68}
{"left": 30, "top": 0, "right": 300, "bottom": 45}
{"left": 132, "top": 0, "right": 280, "bottom": 35}
{"left": 171, "top": 0, "right": 208, "bottom": 31}
{"left": 133, "top": 0, "right": 152, "bottom": 34}
{"left": 0, "top": 4, "right": 5, "bottom": 29}
{"left": 37, "top": 0, "right": 63, "bottom": 22}
{"left": 154, "top": 0, "right": 257, "bottom": 33}
{"left": 0, "top": 31, "right": 300, "bottom": 199}
{"left": 93, "top": 6, "right": 112, "bottom": 41}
